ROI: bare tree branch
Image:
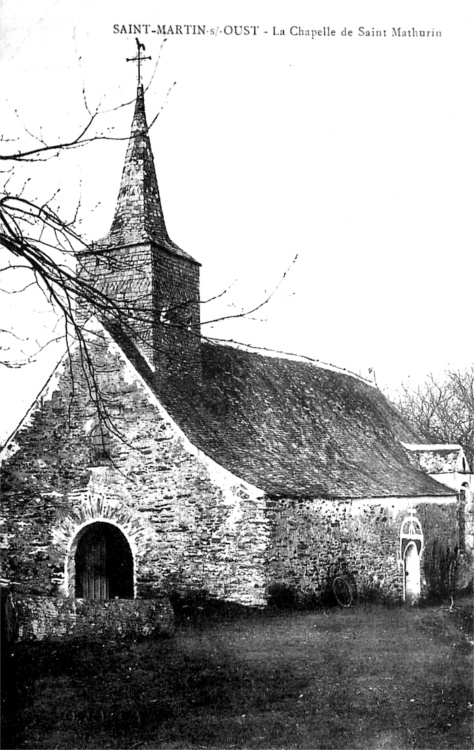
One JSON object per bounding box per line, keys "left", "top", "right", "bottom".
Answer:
{"left": 392, "top": 367, "right": 474, "bottom": 465}
{"left": 0, "top": 65, "right": 300, "bottom": 454}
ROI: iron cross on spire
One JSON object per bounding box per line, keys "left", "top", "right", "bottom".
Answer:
{"left": 126, "top": 38, "right": 152, "bottom": 86}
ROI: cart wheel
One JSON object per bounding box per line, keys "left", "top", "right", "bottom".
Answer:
{"left": 333, "top": 575, "right": 355, "bottom": 607}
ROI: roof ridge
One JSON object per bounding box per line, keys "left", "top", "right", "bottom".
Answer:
{"left": 402, "top": 442, "right": 463, "bottom": 451}
{"left": 204, "top": 338, "right": 377, "bottom": 386}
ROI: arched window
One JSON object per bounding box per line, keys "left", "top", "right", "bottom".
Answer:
{"left": 90, "top": 424, "right": 111, "bottom": 465}
{"left": 400, "top": 513, "right": 424, "bottom": 558}
{"left": 159, "top": 307, "right": 172, "bottom": 325}
{"left": 74, "top": 522, "right": 134, "bottom": 600}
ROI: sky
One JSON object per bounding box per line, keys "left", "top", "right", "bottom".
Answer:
{"left": 0, "top": 0, "right": 473, "bottom": 443}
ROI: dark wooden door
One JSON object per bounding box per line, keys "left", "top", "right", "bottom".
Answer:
{"left": 75, "top": 523, "right": 133, "bottom": 600}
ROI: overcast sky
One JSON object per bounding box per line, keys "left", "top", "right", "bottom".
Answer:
{"left": 1, "top": 0, "right": 473, "bottom": 443}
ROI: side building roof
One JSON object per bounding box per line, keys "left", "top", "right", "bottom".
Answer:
{"left": 402, "top": 444, "right": 470, "bottom": 475}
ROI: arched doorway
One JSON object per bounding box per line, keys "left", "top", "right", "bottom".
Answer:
{"left": 74, "top": 522, "right": 134, "bottom": 600}
{"left": 400, "top": 513, "right": 424, "bottom": 604}
{"left": 404, "top": 541, "right": 421, "bottom": 603}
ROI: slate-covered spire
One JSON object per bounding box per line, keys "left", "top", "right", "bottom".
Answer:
{"left": 108, "top": 84, "right": 168, "bottom": 244}
{"left": 99, "top": 83, "right": 195, "bottom": 261}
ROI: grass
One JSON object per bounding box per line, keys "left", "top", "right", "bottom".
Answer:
{"left": 2, "top": 598, "right": 473, "bottom": 749}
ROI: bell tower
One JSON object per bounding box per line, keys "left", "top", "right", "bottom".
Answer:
{"left": 79, "top": 41, "right": 201, "bottom": 385}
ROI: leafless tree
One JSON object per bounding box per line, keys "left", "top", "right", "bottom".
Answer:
{"left": 392, "top": 367, "right": 474, "bottom": 466}
{"left": 0, "top": 73, "right": 304, "bottom": 451}
{"left": 2, "top": 43, "right": 374, "bottom": 450}
{"left": 0, "top": 187, "right": 295, "bottom": 361}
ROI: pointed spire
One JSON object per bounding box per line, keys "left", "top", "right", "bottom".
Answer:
{"left": 99, "top": 84, "right": 196, "bottom": 262}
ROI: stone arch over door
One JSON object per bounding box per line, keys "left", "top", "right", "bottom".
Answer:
{"left": 69, "top": 521, "right": 134, "bottom": 599}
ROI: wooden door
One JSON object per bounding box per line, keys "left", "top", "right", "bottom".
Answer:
{"left": 76, "top": 525, "right": 109, "bottom": 600}
{"left": 74, "top": 522, "right": 133, "bottom": 600}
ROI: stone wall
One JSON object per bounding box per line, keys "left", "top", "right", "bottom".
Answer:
{"left": 417, "top": 501, "right": 466, "bottom": 597}
{"left": 7, "top": 594, "right": 174, "bottom": 642}
{"left": 0, "top": 323, "right": 270, "bottom": 608}
{"left": 1, "top": 319, "right": 464, "bottom": 623}
{"left": 266, "top": 496, "right": 460, "bottom": 604}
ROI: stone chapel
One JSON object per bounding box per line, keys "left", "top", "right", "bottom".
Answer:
{"left": 1, "top": 71, "right": 472, "bottom": 640}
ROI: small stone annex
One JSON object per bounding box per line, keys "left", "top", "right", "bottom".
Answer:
{"left": 1, "top": 69, "right": 473, "bottom": 641}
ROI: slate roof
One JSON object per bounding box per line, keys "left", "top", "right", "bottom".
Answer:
{"left": 115, "top": 329, "right": 454, "bottom": 499}
{"left": 94, "top": 84, "right": 197, "bottom": 263}
{"left": 89, "top": 84, "right": 454, "bottom": 501}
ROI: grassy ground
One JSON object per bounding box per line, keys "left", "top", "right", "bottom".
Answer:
{"left": 2, "top": 598, "right": 473, "bottom": 749}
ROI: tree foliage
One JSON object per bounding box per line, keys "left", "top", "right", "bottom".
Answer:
{"left": 393, "top": 367, "right": 474, "bottom": 466}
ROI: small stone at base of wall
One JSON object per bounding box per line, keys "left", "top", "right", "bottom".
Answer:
{"left": 7, "top": 594, "right": 175, "bottom": 643}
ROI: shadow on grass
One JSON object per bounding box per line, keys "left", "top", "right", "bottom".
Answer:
{"left": 3, "top": 634, "right": 309, "bottom": 748}
{"left": 2, "top": 600, "right": 473, "bottom": 749}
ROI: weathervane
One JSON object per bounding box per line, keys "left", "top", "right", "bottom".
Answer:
{"left": 126, "top": 37, "right": 151, "bottom": 86}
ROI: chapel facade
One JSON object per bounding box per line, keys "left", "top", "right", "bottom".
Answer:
{"left": 1, "top": 72, "right": 472, "bottom": 641}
